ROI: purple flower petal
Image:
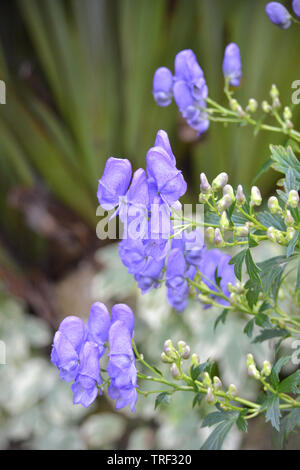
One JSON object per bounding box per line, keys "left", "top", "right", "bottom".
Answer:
{"left": 97, "top": 157, "right": 132, "bottom": 210}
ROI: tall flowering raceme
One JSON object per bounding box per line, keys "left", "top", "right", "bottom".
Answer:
{"left": 51, "top": 303, "right": 137, "bottom": 410}
{"left": 97, "top": 129, "right": 234, "bottom": 312}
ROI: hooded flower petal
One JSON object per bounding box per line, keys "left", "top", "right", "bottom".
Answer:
{"left": 265, "top": 2, "right": 291, "bottom": 29}
{"left": 153, "top": 67, "right": 173, "bottom": 107}
{"left": 111, "top": 304, "right": 135, "bottom": 337}
{"left": 87, "top": 302, "right": 111, "bottom": 355}
{"left": 97, "top": 157, "right": 132, "bottom": 210}
{"left": 222, "top": 43, "right": 242, "bottom": 87}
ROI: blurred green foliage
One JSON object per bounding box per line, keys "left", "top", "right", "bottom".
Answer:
{"left": 0, "top": 0, "right": 299, "bottom": 265}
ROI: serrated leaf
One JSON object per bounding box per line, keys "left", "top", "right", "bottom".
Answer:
{"left": 270, "top": 356, "right": 291, "bottom": 389}
{"left": 245, "top": 249, "right": 261, "bottom": 284}
{"left": 229, "top": 249, "right": 247, "bottom": 282}
{"left": 214, "top": 309, "right": 228, "bottom": 331}
{"left": 154, "top": 392, "right": 170, "bottom": 410}
{"left": 190, "top": 361, "right": 210, "bottom": 381}
{"left": 264, "top": 394, "right": 281, "bottom": 431}
{"left": 236, "top": 414, "right": 248, "bottom": 433}
{"left": 253, "top": 328, "right": 289, "bottom": 344}
{"left": 245, "top": 279, "right": 261, "bottom": 309}
{"left": 192, "top": 392, "right": 204, "bottom": 408}
{"left": 201, "top": 411, "right": 239, "bottom": 450}
{"left": 278, "top": 370, "right": 300, "bottom": 394}
{"left": 244, "top": 318, "right": 254, "bottom": 338}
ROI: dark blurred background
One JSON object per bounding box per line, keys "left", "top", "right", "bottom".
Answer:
{"left": 0, "top": 0, "right": 299, "bottom": 449}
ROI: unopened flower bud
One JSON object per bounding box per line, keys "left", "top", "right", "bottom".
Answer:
{"left": 267, "top": 226, "right": 277, "bottom": 243}
{"left": 250, "top": 186, "right": 262, "bottom": 206}
{"left": 220, "top": 211, "right": 230, "bottom": 230}
{"left": 171, "top": 363, "right": 180, "bottom": 379}
{"left": 268, "top": 196, "right": 279, "bottom": 214}
{"left": 262, "top": 100, "right": 272, "bottom": 113}
{"left": 230, "top": 98, "right": 239, "bottom": 111}
{"left": 212, "top": 172, "right": 228, "bottom": 191}
{"left": 288, "top": 190, "right": 299, "bottom": 209}
{"left": 246, "top": 98, "right": 258, "bottom": 113}
{"left": 285, "top": 120, "right": 294, "bottom": 129}
{"left": 275, "top": 229, "right": 286, "bottom": 245}
{"left": 199, "top": 192, "right": 209, "bottom": 203}
{"left": 205, "top": 387, "right": 216, "bottom": 405}
{"left": 205, "top": 226, "right": 215, "bottom": 243}
{"left": 202, "top": 372, "right": 212, "bottom": 387}
{"left": 213, "top": 376, "right": 222, "bottom": 391}
{"left": 217, "top": 194, "right": 233, "bottom": 213}
{"left": 177, "top": 341, "right": 190, "bottom": 360}
{"left": 229, "top": 292, "right": 239, "bottom": 305}
{"left": 270, "top": 84, "right": 279, "bottom": 99}
{"left": 191, "top": 353, "right": 200, "bottom": 367}
{"left": 163, "top": 339, "right": 177, "bottom": 360}
{"left": 246, "top": 353, "right": 254, "bottom": 367}
{"left": 234, "top": 225, "right": 249, "bottom": 237}
{"left": 214, "top": 228, "right": 224, "bottom": 247}
{"left": 198, "top": 293, "right": 211, "bottom": 304}
{"left": 161, "top": 352, "right": 174, "bottom": 363}
{"left": 272, "top": 97, "right": 281, "bottom": 109}
{"left": 248, "top": 364, "right": 260, "bottom": 380}
{"left": 223, "top": 184, "right": 235, "bottom": 199}
{"left": 261, "top": 360, "right": 272, "bottom": 377}
{"left": 228, "top": 384, "right": 238, "bottom": 398}
{"left": 283, "top": 106, "right": 292, "bottom": 121}
{"left": 236, "top": 184, "right": 246, "bottom": 205}
{"left": 236, "top": 105, "right": 245, "bottom": 118}
{"left": 285, "top": 210, "right": 294, "bottom": 227}
{"left": 200, "top": 173, "right": 211, "bottom": 194}
{"left": 286, "top": 227, "right": 296, "bottom": 242}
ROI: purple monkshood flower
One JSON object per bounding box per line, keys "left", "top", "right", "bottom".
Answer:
{"left": 166, "top": 248, "right": 196, "bottom": 312}
{"left": 107, "top": 307, "right": 137, "bottom": 412}
{"left": 265, "top": 2, "right": 292, "bottom": 29}
{"left": 152, "top": 50, "right": 209, "bottom": 135}
{"left": 293, "top": 0, "right": 300, "bottom": 17}
{"left": 153, "top": 67, "right": 173, "bottom": 107}
{"left": 222, "top": 43, "right": 242, "bottom": 87}
{"left": 51, "top": 303, "right": 137, "bottom": 411}
{"left": 198, "top": 249, "right": 235, "bottom": 306}
{"left": 172, "top": 228, "right": 206, "bottom": 268}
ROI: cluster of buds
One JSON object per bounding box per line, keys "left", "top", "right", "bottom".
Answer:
{"left": 246, "top": 354, "right": 260, "bottom": 380}
{"left": 205, "top": 226, "right": 225, "bottom": 247}
{"left": 267, "top": 226, "right": 295, "bottom": 244}
{"left": 161, "top": 339, "right": 191, "bottom": 379}
{"left": 229, "top": 98, "right": 245, "bottom": 118}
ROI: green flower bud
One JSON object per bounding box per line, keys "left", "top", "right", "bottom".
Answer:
{"left": 272, "top": 97, "right": 281, "bottom": 109}
{"left": 234, "top": 225, "right": 249, "bottom": 237}
{"left": 236, "top": 184, "right": 246, "bottom": 206}
{"left": 199, "top": 192, "right": 209, "bottom": 203}
{"left": 283, "top": 106, "right": 292, "bottom": 121}
{"left": 205, "top": 226, "right": 215, "bottom": 243}
{"left": 220, "top": 211, "right": 230, "bottom": 230}
{"left": 202, "top": 372, "right": 212, "bottom": 387}
{"left": 223, "top": 184, "right": 235, "bottom": 200}
{"left": 268, "top": 196, "right": 279, "bottom": 214}
{"left": 250, "top": 186, "right": 262, "bottom": 207}
{"left": 261, "top": 360, "right": 272, "bottom": 377}
{"left": 288, "top": 190, "right": 299, "bottom": 209}
{"left": 213, "top": 228, "right": 225, "bottom": 247}
{"left": 262, "top": 100, "right": 272, "bottom": 113}
{"left": 171, "top": 363, "right": 180, "bottom": 379}
{"left": 161, "top": 352, "right": 174, "bottom": 364}
{"left": 163, "top": 339, "right": 178, "bottom": 361}
{"left": 286, "top": 227, "right": 296, "bottom": 242}
{"left": 213, "top": 376, "right": 222, "bottom": 391}
{"left": 248, "top": 364, "right": 260, "bottom": 380}
{"left": 229, "top": 292, "right": 239, "bottom": 305}
{"left": 191, "top": 353, "right": 200, "bottom": 367}
{"left": 246, "top": 98, "right": 258, "bottom": 113}
{"left": 286, "top": 120, "right": 294, "bottom": 129}
{"left": 200, "top": 173, "right": 211, "bottom": 194}
{"left": 270, "top": 84, "right": 279, "bottom": 99}
{"left": 205, "top": 387, "right": 216, "bottom": 405}
{"left": 275, "top": 229, "right": 286, "bottom": 245}
{"left": 285, "top": 210, "right": 294, "bottom": 227}
{"left": 228, "top": 384, "right": 238, "bottom": 398}
{"left": 198, "top": 293, "right": 212, "bottom": 304}
{"left": 267, "top": 226, "right": 277, "bottom": 243}
{"left": 177, "top": 341, "right": 191, "bottom": 360}
{"left": 212, "top": 172, "right": 229, "bottom": 191}
{"left": 230, "top": 99, "right": 239, "bottom": 111}
{"left": 217, "top": 194, "right": 233, "bottom": 213}
{"left": 246, "top": 353, "right": 254, "bottom": 367}
{"left": 236, "top": 105, "right": 245, "bottom": 118}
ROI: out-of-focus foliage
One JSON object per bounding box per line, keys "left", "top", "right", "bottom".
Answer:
{"left": 0, "top": 0, "right": 300, "bottom": 268}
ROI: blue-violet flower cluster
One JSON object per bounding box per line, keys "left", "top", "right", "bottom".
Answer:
{"left": 51, "top": 302, "right": 137, "bottom": 411}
